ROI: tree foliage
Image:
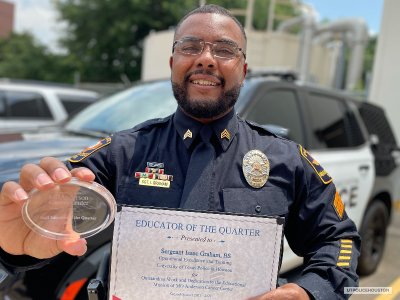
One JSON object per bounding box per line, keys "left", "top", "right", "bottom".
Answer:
{"left": 0, "top": 33, "right": 52, "bottom": 81}
{"left": 364, "top": 36, "right": 377, "bottom": 74}
{"left": 54, "top": 0, "right": 200, "bottom": 82}
{"left": 3, "top": 0, "right": 374, "bottom": 88}
{"left": 0, "top": 1, "right": 301, "bottom": 83}
{"left": 359, "top": 35, "right": 377, "bottom": 90}
{"left": 0, "top": 32, "right": 79, "bottom": 83}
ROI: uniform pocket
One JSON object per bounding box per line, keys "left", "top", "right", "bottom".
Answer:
{"left": 117, "top": 183, "right": 182, "bottom": 208}
{"left": 222, "top": 187, "right": 288, "bottom": 216}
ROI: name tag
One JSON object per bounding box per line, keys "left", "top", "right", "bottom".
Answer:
{"left": 139, "top": 178, "right": 171, "bottom": 188}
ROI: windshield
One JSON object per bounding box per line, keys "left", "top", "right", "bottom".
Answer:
{"left": 66, "top": 81, "right": 177, "bottom": 134}
{"left": 66, "top": 79, "right": 255, "bottom": 134}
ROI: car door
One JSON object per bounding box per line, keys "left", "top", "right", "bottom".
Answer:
{"left": 239, "top": 82, "right": 307, "bottom": 272}
{"left": 301, "top": 89, "right": 374, "bottom": 230}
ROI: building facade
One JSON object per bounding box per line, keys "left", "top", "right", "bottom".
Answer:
{"left": 0, "top": 0, "right": 14, "bottom": 38}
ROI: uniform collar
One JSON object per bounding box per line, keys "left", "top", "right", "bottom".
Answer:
{"left": 173, "top": 107, "right": 238, "bottom": 152}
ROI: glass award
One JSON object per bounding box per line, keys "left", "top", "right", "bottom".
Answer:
{"left": 22, "top": 178, "right": 116, "bottom": 240}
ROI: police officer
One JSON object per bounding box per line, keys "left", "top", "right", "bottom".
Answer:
{"left": 0, "top": 4, "right": 359, "bottom": 300}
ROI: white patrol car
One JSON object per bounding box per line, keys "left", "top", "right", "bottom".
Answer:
{"left": 73, "top": 75, "right": 398, "bottom": 281}
{"left": 237, "top": 73, "right": 400, "bottom": 276}
{"left": 0, "top": 80, "right": 99, "bottom": 133}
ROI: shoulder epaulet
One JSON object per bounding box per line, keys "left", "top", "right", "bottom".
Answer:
{"left": 298, "top": 144, "right": 333, "bottom": 184}
{"left": 244, "top": 119, "right": 278, "bottom": 137}
{"left": 69, "top": 136, "right": 111, "bottom": 163}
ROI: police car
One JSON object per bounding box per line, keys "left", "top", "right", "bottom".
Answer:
{"left": 0, "top": 73, "right": 398, "bottom": 299}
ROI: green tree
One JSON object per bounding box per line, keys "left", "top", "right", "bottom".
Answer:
{"left": 0, "top": 32, "right": 77, "bottom": 83}
{"left": 54, "top": 0, "right": 202, "bottom": 82}
{"left": 0, "top": 33, "right": 52, "bottom": 81}
{"left": 363, "top": 36, "right": 377, "bottom": 77}
{"left": 351, "top": 35, "right": 377, "bottom": 91}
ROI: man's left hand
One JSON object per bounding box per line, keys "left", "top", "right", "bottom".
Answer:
{"left": 247, "top": 283, "right": 311, "bottom": 300}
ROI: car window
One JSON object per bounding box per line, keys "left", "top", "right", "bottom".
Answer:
{"left": 5, "top": 91, "right": 52, "bottom": 119}
{"left": 305, "top": 92, "right": 363, "bottom": 149}
{"left": 66, "top": 81, "right": 178, "bottom": 133}
{"left": 234, "top": 79, "right": 260, "bottom": 112}
{"left": 58, "top": 94, "right": 97, "bottom": 117}
{"left": 0, "top": 94, "right": 5, "bottom": 117}
{"left": 245, "top": 89, "right": 305, "bottom": 144}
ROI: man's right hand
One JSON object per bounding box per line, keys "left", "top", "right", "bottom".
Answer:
{"left": 0, "top": 157, "right": 96, "bottom": 259}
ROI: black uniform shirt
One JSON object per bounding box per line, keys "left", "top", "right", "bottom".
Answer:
{"left": 66, "top": 107, "right": 360, "bottom": 300}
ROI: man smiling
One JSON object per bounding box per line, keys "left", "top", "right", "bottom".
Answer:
{"left": 170, "top": 8, "right": 247, "bottom": 122}
{"left": 0, "top": 4, "right": 359, "bottom": 299}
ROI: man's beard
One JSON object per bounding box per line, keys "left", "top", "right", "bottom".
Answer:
{"left": 172, "top": 80, "right": 241, "bottom": 119}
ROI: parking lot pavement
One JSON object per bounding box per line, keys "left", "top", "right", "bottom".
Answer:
{"left": 351, "top": 207, "right": 400, "bottom": 300}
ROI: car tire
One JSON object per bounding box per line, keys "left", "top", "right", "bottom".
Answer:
{"left": 357, "top": 200, "right": 389, "bottom": 276}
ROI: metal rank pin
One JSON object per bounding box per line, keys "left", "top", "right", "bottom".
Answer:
{"left": 183, "top": 129, "right": 193, "bottom": 140}
{"left": 242, "top": 150, "right": 270, "bottom": 188}
{"left": 220, "top": 129, "right": 231, "bottom": 140}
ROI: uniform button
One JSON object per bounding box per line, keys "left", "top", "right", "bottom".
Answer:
{"left": 255, "top": 205, "right": 262, "bottom": 213}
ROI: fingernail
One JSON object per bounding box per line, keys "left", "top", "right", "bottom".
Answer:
{"left": 54, "top": 168, "right": 70, "bottom": 181}
{"left": 73, "top": 242, "right": 87, "bottom": 256}
{"left": 36, "top": 173, "right": 53, "bottom": 186}
{"left": 77, "top": 169, "right": 92, "bottom": 178}
{"left": 15, "top": 188, "right": 28, "bottom": 201}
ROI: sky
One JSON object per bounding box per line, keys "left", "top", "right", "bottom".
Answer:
{"left": 304, "top": 0, "right": 384, "bottom": 34}
{"left": 11, "top": 0, "right": 385, "bottom": 53}
{"left": 12, "top": 0, "right": 67, "bottom": 52}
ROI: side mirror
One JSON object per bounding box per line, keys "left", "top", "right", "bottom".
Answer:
{"left": 261, "top": 124, "right": 289, "bottom": 139}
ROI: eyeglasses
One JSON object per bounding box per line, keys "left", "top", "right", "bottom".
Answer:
{"left": 173, "top": 38, "right": 246, "bottom": 60}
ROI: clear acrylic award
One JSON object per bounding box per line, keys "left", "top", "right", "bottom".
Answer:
{"left": 22, "top": 178, "right": 116, "bottom": 240}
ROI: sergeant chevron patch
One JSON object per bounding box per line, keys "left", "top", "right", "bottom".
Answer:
{"left": 69, "top": 137, "right": 111, "bottom": 163}
{"left": 299, "top": 145, "right": 332, "bottom": 184}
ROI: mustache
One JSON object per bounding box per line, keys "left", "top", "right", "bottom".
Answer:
{"left": 184, "top": 70, "right": 225, "bottom": 86}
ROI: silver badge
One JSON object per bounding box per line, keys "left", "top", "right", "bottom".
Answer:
{"left": 242, "top": 150, "right": 270, "bottom": 188}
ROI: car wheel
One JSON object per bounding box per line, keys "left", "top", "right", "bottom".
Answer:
{"left": 357, "top": 200, "right": 389, "bottom": 276}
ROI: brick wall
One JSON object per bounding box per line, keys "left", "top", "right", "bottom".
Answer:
{"left": 0, "top": 0, "right": 14, "bottom": 38}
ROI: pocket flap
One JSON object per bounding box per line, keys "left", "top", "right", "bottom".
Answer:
{"left": 117, "top": 184, "right": 182, "bottom": 208}
{"left": 223, "top": 187, "right": 288, "bottom": 216}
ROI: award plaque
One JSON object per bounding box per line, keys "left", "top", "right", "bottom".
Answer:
{"left": 109, "top": 206, "right": 284, "bottom": 300}
{"left": 22, "top": 178, "right": 116, "bottom": 240}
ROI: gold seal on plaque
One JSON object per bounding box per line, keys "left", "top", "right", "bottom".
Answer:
{"left": 242, "top": 150, "right": 270, "bottom": 188}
